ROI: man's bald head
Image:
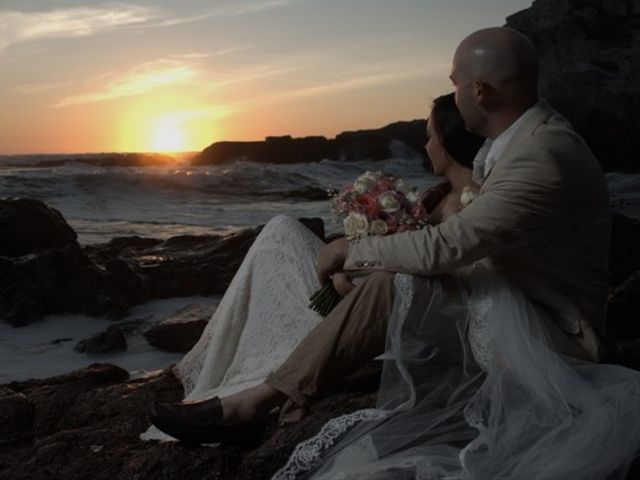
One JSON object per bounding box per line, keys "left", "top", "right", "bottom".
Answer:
{"left": 450, "top": 27, "right": 539, "bottom": 137}
{"left": 454, "top": 27, "right": 538, "bottom": 91}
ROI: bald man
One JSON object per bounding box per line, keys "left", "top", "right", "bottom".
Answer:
{"left": 151, "top": 27, "right": 611, "bottom": 442}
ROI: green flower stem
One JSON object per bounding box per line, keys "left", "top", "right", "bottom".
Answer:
{"left": 309, "top": 283, "right": 343, "bottom": 316}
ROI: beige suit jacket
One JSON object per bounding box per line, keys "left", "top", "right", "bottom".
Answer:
{"left": 345, "top": 100, "right": 611, "bottom": 361}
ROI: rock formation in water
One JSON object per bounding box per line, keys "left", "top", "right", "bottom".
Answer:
{"left": 192, "top": 120, "right": 428, "bottom": 166}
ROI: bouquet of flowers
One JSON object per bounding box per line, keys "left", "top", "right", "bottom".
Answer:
{"left": 309, "top": 171, "right": 429, "bottom": 316}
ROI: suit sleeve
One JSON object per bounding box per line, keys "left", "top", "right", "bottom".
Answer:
{"left": 344, "top": 152, "right": 569, "bottom": 275}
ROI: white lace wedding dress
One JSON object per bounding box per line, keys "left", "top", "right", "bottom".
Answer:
{"left": 273, "top": 265, "right": 640, "bottom": 480}
{"left": 141, "top": 214, "right": 326, "bottom": 441}
{"left": 140, "top": 213, "right": 640, "bottom": 480}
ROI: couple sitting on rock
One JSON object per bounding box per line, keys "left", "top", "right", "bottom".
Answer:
{"left": 143, "top": 27, "right": 640, "bottom": 480}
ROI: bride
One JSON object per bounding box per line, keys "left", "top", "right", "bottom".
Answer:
{"left": 141, "top": 92, "right": 483, "bottom": 442}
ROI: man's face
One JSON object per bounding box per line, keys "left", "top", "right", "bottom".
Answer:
{"left": 450, "top": 55, "right": 485, "bottom": 135}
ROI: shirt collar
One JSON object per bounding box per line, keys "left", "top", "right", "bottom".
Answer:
{"left": 485, "top": 104, "right": 537, "bottom": 165}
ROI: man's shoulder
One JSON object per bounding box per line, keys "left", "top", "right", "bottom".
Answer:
{"left": 503, "top": 107, "right": 594, "bottom": 170}
{"left": 486, "top": 105, "right": 603, "bottom": 197}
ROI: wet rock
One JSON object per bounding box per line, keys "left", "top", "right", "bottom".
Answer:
{"left": 0, "top": 198, "right": 77, "bottom": 257}
{"left": 610, "top": 213, "right": 640, "bottom": 287}
{"left": 144, "top": 303, "right": 216, "bottom": 353}
{"left": 608, "top": 270, "right": 640, "bottom": 340}
{"left": 0, "top": 242, "right": 129, "bottom": 326}
{"left": 506, "top": 0, "right": 640, "bottom": 171}
{"left": 85, "top": 217, "right": 325, "bottom": 303}
{"left": 6, "top": 363, "right": 130, "bottom": 441}
{"left": 0, "top": 199, "right": 326, "bottom": 327}
{"left": 0, "top": 361, "right": 378, "bottom": 480}
{"left": 85, "top": 228, "right": 261, "bottom": 301}
{"left": 75, "top": 326, "right": 128, "bottom": 354}
{"left": 0, "top": 198, "right": 131, "bottom": 326}
{"left": 0, "top": 387, "right": 34, "bottom": 445}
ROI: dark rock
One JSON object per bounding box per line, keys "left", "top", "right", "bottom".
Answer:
{"left": 0, "top": 242, "right": 129, "bottom": 326}
{"left": 297, "top": 217, "right": 325, "bottom": 242}
{"left": 85, "top": 217, "right": 325, "bottom": 304}
{"left": 6, "top": 363, "right": 130, "bottom": 440}
{"left": 610, "top": 213, "right": 640, "bottom": 287}
{"left": 0, "top": 198, "right": 77, "bottom": 257}
{"left": 0, "top": 198, "right": 131, "bottom": 326}
{"left": 85, "top": 228, "right": 261, "bottom": 301}
{"left": 75, "top": 326, "right": 128, "bottom": 354}
{"left": 506, "top": 0, "right": 640, "bottom": 171}
{"left": 0, "top": 387, "right": 34, "bottom": 445}
{"left": 0, "top": 361, "right": 378, "bottom": 480}
{"left": 144, "top": 304, "right": 216, "bottom": 353}
{"left": 0, "top": 199, "right": 326, "bottom": 327}
{"left": 607, "top": 270, "right": 640, "bottom": 371}
{"left": 192, "top": 120, "right": 427, "bottom": 166}
{"left": 334, "top": 122, "right": 427, "bottom": 163}
{"left": 608, "top": 268, "right": 640, "bottom": 335}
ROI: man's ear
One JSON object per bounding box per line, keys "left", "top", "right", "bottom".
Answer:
{"left": 474, "top": 80, "right": 494, "bottom": 109}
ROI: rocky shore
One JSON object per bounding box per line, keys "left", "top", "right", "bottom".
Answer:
{"left": 0, "top": 198, "right": 323, "bottom": 327}
{"left": 1, "top": 196, "right": 640, "bottom": 478}
{"left": 2, "top": 3, "right": 640, "bottom": 473}
{"left": 0, "top": 362, "right": 382, "bottom": 480}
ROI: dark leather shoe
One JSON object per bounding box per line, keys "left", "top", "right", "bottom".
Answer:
{"left": 150, "top": 410, "right": 265, "bottom": 448}
{"left": 152, "top": 397, "right": 223, "bottom": 427}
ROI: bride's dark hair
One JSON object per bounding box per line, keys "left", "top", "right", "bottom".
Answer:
{"left": 430, "top": 93, "right": 484, "bottom": 168}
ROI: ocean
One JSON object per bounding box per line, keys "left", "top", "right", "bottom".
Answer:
{"left": 1, "top": 152, "right": 639, "bottom": 383}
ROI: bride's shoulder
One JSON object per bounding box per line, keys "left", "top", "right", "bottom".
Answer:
{"left": 435, "top": 193, "right": 465, "bottom": 222}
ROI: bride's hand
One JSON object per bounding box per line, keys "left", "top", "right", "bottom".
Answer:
{"left": 331, "top": 272, "right": 356, "bottom": 296}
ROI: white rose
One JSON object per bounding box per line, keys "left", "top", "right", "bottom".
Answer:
{"left": 370, "top": 219, "right": 388, "bottom": 235}
{"left": 357, "top": 171, "right": 383, "bottom": 183}
{"left": 460, "top": 186, "right": 479, "bottom": 207}
{"left": 378, "top": 191, "right": 401, "bottom": 213}
{"left": 354, "top": 177, "right": 376, "bottom": 194}
{"left": 354, "top": 171, "right": 385, "bottom": 193}
{"left": 343, "top": 212, "right": 370, "bottom": 239}
{"left": 406, "top": 190, "right": 420, "bottom": 203}
{"left": 394, "top": 178, "right": 410, "bottom": 194}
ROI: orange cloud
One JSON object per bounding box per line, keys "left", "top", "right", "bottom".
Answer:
{"left": 0, "top": 5, "right": 152, "bottom": 50}
{"left": 53, "top": 58, "right": 198, "bottom": 107}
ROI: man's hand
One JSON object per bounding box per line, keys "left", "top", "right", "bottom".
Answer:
{"left": 316, "top": 237, "right": 349, "bottom": 285}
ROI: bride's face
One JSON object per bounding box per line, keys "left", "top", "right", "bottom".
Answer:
{"left": 426, "top": 119, "right": 450, "bottom": 176}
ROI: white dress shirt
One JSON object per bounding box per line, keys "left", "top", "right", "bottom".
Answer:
{"left": 472, "top": 104, "right": 539, "bottom": 182}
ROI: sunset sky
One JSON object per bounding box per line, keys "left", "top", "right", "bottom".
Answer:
{"left": 0, "top": 0, "right": 531, "bottom": 154}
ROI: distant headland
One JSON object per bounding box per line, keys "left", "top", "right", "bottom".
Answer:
{"left": 191, "top": 119, "right": 427, "bottom": 166}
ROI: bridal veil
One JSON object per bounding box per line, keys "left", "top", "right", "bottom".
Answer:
{"left": 275, "top": 264, "right": 640, "bottom": 479}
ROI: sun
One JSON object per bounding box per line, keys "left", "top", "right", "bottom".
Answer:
{"left": 150, "top": 116, "right": 186, "bottom": 152}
